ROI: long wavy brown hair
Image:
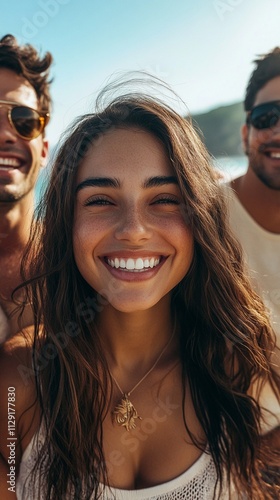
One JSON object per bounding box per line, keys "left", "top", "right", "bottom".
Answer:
{"left": 21, "top": 81, "right": 280, "bottom": 498}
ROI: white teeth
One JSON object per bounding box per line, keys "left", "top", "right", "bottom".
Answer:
{"left": 270, "top": 152, "right": 280, "bottom": 158}
{"left": 135, "top": 258, "right": 144, "bottom": 270}
{"left": 0, "top": 157, "right": 21, "bottom": 167}
{"left": 126, "top": 258, "right": 134, "bottom": 270}
{"left": 107, "top": 257, "right": 161, "bottom": 271}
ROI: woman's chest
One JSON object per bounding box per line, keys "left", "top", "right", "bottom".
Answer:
{"left": 102, "top": 377, "right": 205, "bottom": 489}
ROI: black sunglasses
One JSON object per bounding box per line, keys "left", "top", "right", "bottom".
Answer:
{"left": 0, "top": 100, "right": 50, "bottom": 140}
{"left": 246, "top": 100, "right": 280, "bottom": 130}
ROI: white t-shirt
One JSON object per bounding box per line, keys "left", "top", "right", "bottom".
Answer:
{"left": 223, "top": 183, "right": 280, "bottom": 432}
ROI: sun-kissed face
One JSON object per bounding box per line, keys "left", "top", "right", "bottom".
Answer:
{"left": 0, "top": 68, "right": 48, "bottom": 203}
{"left": 242, "top": 75, "right": 280, "bottom": 190}
{"left": 73, "top": 127, "right": 194, "bottom": 315}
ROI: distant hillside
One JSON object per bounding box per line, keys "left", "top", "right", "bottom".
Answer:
{"left": 192, "top": 101, "right": 245, "bottom": 157}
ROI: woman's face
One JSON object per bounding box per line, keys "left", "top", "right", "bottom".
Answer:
{"left": 73, "top": 126, "right": 194, "bottom": 313}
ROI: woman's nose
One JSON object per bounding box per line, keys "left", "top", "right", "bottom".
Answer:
{"left": 114, "top": 206, "right": 153, "bottom": 243}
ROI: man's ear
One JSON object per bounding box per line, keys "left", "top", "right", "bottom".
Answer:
{"left": 40, "top": 139, "right": 49, "bottom": 167}
{"left": 241, "top": 124, "right": 249, "bottom": 156}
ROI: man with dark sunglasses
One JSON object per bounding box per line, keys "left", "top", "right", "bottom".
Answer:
{"left": 0, "top": 34, "right": 53, "bottom": 342}
{"left": 225, "top": 47, "right": 280, "bottom": 473}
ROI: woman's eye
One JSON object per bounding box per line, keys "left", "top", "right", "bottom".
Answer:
{"left": 84, "top": 197, "right": 113, "bottom": 207}
{"left": 152, "top": 197, "right": 180, "bottom": 205}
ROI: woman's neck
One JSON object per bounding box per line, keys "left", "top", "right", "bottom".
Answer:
{"left": 96, "top": 298, "right": 177, "bottom": 372}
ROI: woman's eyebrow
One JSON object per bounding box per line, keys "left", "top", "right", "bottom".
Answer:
{"left": 75, "top": 175, "right": 178, "bottom": 194}
{"left": 143, "top": 176, "right": 178, "bottom": 188}
{"left": 75, "top": 177, "right": 120, "bottom": 193}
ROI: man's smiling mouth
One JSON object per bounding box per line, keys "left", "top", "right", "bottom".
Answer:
{"left": 266, "top": 151, "right": 280, "bottom": 159}
{"left": 259, "top": 143, "right": 280, "bottom": 159}
{"left": 0, "top": 157, "right": 21, "bottom": 168}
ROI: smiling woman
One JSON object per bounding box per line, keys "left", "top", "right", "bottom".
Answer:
{"left": 73, "top": 127, "right": 194, "bottom": 313}
{"left": 3, "top": 80, "right": 280, "bottom": 499}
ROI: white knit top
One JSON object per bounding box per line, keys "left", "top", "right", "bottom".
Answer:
{"left": 16, "top": 430, "right": 232, "bottom": 499}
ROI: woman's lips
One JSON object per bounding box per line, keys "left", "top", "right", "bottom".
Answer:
{"left": 105, "top": 256, "right": 162, "bottom": 272}
{"left": 102, "top": 255, "right": 166, "bottom": 281}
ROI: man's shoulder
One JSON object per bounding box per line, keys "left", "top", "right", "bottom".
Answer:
{"left": 0, "top": 306, "right": 10, "bottom": 344}
{"left": 220, "top": 174, "right": 244, "bottom": 193}
{"left": 0, "top": 328, "right": 34, "bottom": 358}
{"left": 0, "top": 329, "right": 39, "bottom": 470}
{"left": 220, "top": 176, "right": 246, "bottom": 214}
{"left": 0, "top": 329, "right": 35, "bottom": 403}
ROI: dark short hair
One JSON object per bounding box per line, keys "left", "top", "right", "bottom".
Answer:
{"left": 0, "top": 34, "right": 53, "bottom": 114}
{"left": 244, "top": 47, "right": 280, "bottom": 111}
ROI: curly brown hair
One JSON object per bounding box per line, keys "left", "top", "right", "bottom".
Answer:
{"left": 0, "top": 33, "right": 53, "bottom": 114}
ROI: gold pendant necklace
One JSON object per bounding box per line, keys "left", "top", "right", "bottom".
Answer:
{"left": 111, "top": 326, "right": 176, "bottom": 431}
{"left": 113, "top": 393, "right": 142, "bottom": 431}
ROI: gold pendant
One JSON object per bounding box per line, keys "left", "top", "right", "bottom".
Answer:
{"left": 113, "top": 394, "right": 142, "bottom": 431}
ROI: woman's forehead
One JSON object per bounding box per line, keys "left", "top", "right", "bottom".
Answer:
{"left": 76, "top": 126, "right": 174, "bottom": 184}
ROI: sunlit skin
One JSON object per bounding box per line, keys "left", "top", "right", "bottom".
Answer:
{"left": 0, "top": 68, "right": 48, "bottom": 203}
{"left": 73, "top": 127, "right": 194, "bottom": 318}
{"left": 73, "top": 127, "right": 205, "bottom": 488}
{"left": 232, "top": 76, "right": 280, "bottom": 232}
{"left": 242, "top": 75, "right": 280, "bottom": 190}
{"left": 0, "top": 68, "right": 48, "bottom": 336}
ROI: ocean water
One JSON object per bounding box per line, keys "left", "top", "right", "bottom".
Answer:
{"left": 213, "top": 155, "right": 247, "bottom": 181}
{"left": 35, "top": 155, "right": 248, "bottom": 206}
{"left": 35, "top": 168, "right": 50, "bottom": 206}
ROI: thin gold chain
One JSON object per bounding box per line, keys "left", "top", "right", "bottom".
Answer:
{"left": 110, "top": 324, "right": 176, "bottom": 397}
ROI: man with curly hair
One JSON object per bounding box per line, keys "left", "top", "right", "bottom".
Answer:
{"left": 0, "top": 34, "right": 53, "bottom": 342}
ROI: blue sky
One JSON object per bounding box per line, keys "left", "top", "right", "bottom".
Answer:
{"left": 2, "top": 0, "right": 280, "bottom": 146}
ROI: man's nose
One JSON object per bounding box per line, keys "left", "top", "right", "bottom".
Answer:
{"left": 0, "top": 110, "right": 18, "bottom": 144}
